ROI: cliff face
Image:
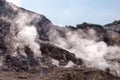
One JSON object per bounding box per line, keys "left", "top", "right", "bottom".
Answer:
{"left": 0, "top": 0, "right": 83, "bottom": 72}
{"left": 104, "top": 20, "right": 120, "bottom": 45}
{"left": 0, "top": 0, "right": 120, "bottom": 80}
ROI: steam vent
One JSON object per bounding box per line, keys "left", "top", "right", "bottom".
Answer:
{"left": 0, "top": 0, "right": 120, "bottom": 80}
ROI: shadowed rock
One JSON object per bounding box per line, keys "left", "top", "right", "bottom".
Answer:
{"left": 40, "top": 42, "right": 83, "bottom": 66}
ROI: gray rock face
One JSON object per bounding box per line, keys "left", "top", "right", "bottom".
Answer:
{"left": 0, "top": 0, "right": 82, "bottom": 72}
{"left": 0, "top": 0, "right": 51, "bottom": 71}
{"left": 104, "top": 20, "right": 120, "bottom": 45}
{"left": 0, "top": 0, "right": 5, "bottom": 6}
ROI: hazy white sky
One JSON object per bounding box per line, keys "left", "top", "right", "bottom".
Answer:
{"left": 6, "top": 0, "right": 120, "bottom": 26}
{"left": 6, "top": 0, "right": 22, "bottom": 6}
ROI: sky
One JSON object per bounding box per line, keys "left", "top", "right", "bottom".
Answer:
{"left": 6, "top": 0, "right": 120, "bottom": 26}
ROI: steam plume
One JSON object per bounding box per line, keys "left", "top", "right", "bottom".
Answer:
{"left": 48, "top": 27, "right": 120, "bottom": 76}
{"left": 5, "top": 12, "right": 42, "bottom": 58}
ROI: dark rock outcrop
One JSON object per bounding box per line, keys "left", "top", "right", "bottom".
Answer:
{"left": 66, "top": 22, "right": 115, "bottom": 45}
{"left": 40, "top": 42, "right": 83, "bottom": 66}
{"left": 104, "top": 20, "right": 120, "bottom": 45}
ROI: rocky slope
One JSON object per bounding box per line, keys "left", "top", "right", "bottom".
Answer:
{"left": 0, "top": 0, "right": 120, "bottom": 80}
{"left": 104, "top": 20, "right": 120, "bottom": 45}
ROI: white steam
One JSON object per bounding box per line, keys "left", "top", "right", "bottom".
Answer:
{"left": 48, "top": 28, "right": 120, "bottom": 76}
{"left": 52, "top": 59, "right": 59, "bottom": 66}
{"left": 65, "top": 61, "right": 75, "bottom": 68}
{"left": 17, "top": 26, "right": 41, "bottom": 57}
{"left": 8, "top": 12, "right": 42, "bottom": 57}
